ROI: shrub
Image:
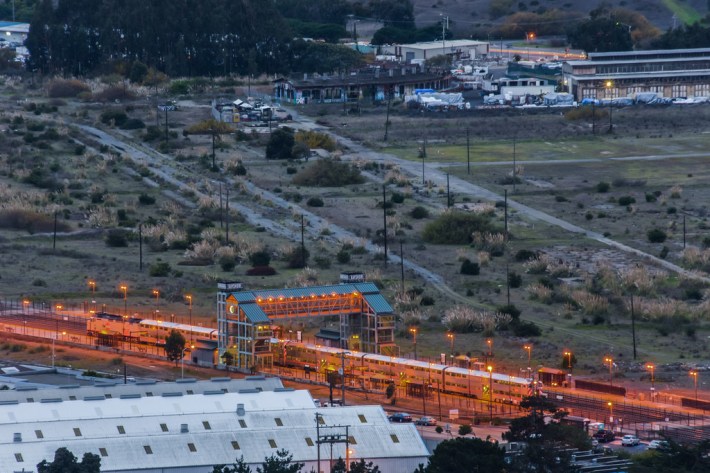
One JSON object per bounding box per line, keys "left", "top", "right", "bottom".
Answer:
{"left": 585, "top": 212, "right": 593, "bottom": 220}
{"left": 645, "top": 193, "right": 657, "bottom": 203}
{"left": 286, "top": 247, "right": 310, "bottom": 269}
{"left": 508, "top": 271, "right": 523, "bottom": 288}
{"left": 667, "top": 207, "right": 677, "bottom": 215}
{"left": 120, "top": 118, "right": 146, "bottom": 130}
{"left": 294, "top": 130, "right": 337, "bottom": 151}
{"left": 138, "top": 193, "right": 156, "bottom": 205}
{"left": 105, "top": 229, "right": 129, "bottom": 247}
{"left": 0, "top": 209, "right": 70, "bottom": 233}
{"left": 511, "top": 320, "right": 542, "bottom": 337}
{"left": 423, "top": 212, "right": 499, "bottom": 244}
{"left": 555, "top": 195, "right": 568, "bottom": 202}
{"left": 219, "top": 254, "right": 236, "bottom": 271}
{"left": 515, "top": 249, "right": 536, "bottom": 262}
{"left": 292, "top": 159, "right": 364, "bottom": 187}
{"left": 149, "top": 261, "right": 171, "bottom": 277}
{"left": 660, "top": 246, "right": 669, "bottom": 259}
{"left": 596, "top": 181, "right": 610, "bottom": 193}
{"left": 307, "top": 196, "right": 324, "bottom": 207}
{"left": 458, "top": 424, "right": 473, "bottom": 436}
{"left": 233, "top": 162, "right": 247, "bottom": 176}
{"left": 246, "top": 266, "right": 276, "bottom": 276}
{"left": 647, "top": 228, "right": 667, "bottom": 243}
{"left": 420, "top": 295, "right": 435, "bottom": 306}
{"left": 249, "top": 250, "right": 271, "bottom": 267}
{"left": 496, "top": 304, "right": 521, "bottom": 320}
{"left": 391, "top": 192, "right": 405, "bottom": 204}
{"left": 286, "top": 166, "right": 298, "bottom": 175}
{"left": 47, "top": 79, "right": 90, "bottom": 98}
{"left": 94, "top": 86, "right": 136, "bottom": 102}
{"left": 410, "top": 206, "right": 429, "bottom": 219}
{"left": 100, "top": 109, "right": 129, "bottom": 127}
{"left": 460, "top": 259, "right": 480, "bottom": 275}
{"left": 337, "top": 250, "right": 351, "bottom": 264}
{"left": 266, "top": 128, "right": 295, "bottom": 160}
{"left": 618, "top": 195, "right": 636, "bottom": 206}
{"left": 314, "top": 255, "right": 331, "bottom": 268}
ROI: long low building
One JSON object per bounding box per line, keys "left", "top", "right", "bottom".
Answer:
{"left": 0, "top": 387, "right": 429, "bottom": 473}
{"left": 563, "top": 47, "right": 710, "bottom": 101}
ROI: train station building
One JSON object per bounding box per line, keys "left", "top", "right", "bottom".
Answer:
{"left": 216, "top": 276, "right": 396, "bottom": 372}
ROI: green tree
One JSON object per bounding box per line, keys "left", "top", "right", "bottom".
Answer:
{"left": 37, "top": 447, "right": 101, "bottom": 473}
{"left": 425, "top": 438, "right": 506, "bottom": 473}
{"left": 164, "top": 329, "right": 186, "bottom": 366}
{"left": 266, "top": 129, "right": 295, "bottom": 160}
{"left": 349, "top": 459, "right": 380, "bottom": 473}
{"left": 212, "top": 456, "right": 252, "bottom": 473}
{"left": 257, "top": 449, "right": 304, "bottom": 473}
{"left": 568, "top": 5, "right": 633, "bottom": 52}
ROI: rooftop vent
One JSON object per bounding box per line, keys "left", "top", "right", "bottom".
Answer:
{"left": 237, "top": 404, "right": 245, "bottom": 416}
{"left": 180, "top": 424, "right": 189, "bottom": 433}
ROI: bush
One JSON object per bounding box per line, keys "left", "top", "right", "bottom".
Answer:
{"left": 94, "top": 86, "right": 136, "bottom": 102}
{"left": 422, "top": 212, "right": 499, "bottom": 244}
{"left": 515, "top": 249, "right": 536, "bottom": 262}
{"left": 219, "top": 254, "right": 236, "bottom": 272}
{"left": 149, "top": 261, "right": 171, "bottom": 277}
{"left": 618, "top": 195, "right": 636, "bottom": 206}
{"left": 246, "top": 266, "right": 277, "bottom": 276}
{"left": 307, "top": 196, "right": 324, "bottom": 207}
{"left": 138, "top": 193, "right": 156, "bottom": 205}
{"left": 410, "top": 206, "right": 429, "bottom": 219}
{"left": 511, "top": 320, "right": 542, "bottom": 337}
{"left": 337, "top": 250, "right": 351, "bottom": 264}
{"left": 435, "top": 426, "right": 443, "bottom": 434}
{"left": 286, "top": 166, "right": 298, "bottom": 175}
{"left": 0, "top": 209, "right": 70, "bottom": 233}
{"left": 249, "top": 250, "right": 271, "bottom": 267}
{"left": 233, "top": 162, "right": 247, "bottom": 176}
{"left": 596, "top": 181, "right": 610, "bottom": 193}
{"left": 420, "top": 295, "right": 435, "bottom": 306}
{"left": 508, "top": 271, "right": 522, "bottom": 288}
{"left": 391, "top": 192, "right": 405, "bottom": 204}
{"left": 497, "top": 304, "right": 521, "bottom": 320}
{"left": 292, "top": 159, "right": 364, "bottom": 187}
{"left": 314, "top": 255, "right": 331, "bottom": 268}
{"left": 120, "top": 118, "right": 146, "bottom": 130}
{"left": 645, "top": 193, "right": 657, "bottom": 203}
{"left": 266, "top": 128, "right": 295, "bottom": 160}
{"left": 294, "top": 130, "right": 337, "bottom": 151}
{"left": 47, "top": 79, "right": 90, "bottom": 98}
{"left": 458, "top": 424, "right": 473, "bottom": 436}
{"left": 105, "top": 229, "right": 129, "bottom": 247}
{"left": 647, "top": 228, "right": 667, "bottom": 243}
{"left": 100, "top": 109, "right": 129, "bottom": 127}
{"left": 286, "top": 247, "right": 310, "bottom": 269}
{"left": 460, "top": 259, "right": 480, "bottom": 275}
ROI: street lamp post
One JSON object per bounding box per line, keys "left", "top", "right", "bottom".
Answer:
{"left": 447, "top": 333, "right": 455, "bottom": 357}
{"left": 604, "top": 356, "right": 614, "bottom": 386}
{"left": 152, "top": 289, "right": 160, "bottom": 317}
{"left": 605, "top": 80, "right": 613, "bottom": 133}
{"left": 120, "top": 285, "right": 127, "bottom": 315}
{"left": 409, "top": 327, "right": 418, "bottom": 360}
{"left": 523, "top": 344, "right": 532, "bottom": 369}
{"left": 181, "top": 345, "right": 194, "bottom": 379}
{"left": 690, "top": 370, "right": 698, "bottom": 401}
{"left": 487, "top": 365, "right": 494, "bottom": 422}
{"left": 564, "top": 350, "right": 573, "bottom": 371}
{"left": 608, "top": 401, "right": 613, "bottom": 424}
{"left": 646, "top": 363, "right": 655, "bottom": 389}
{"left": 487, "top": 338, "right": 493, "bottom": 358}
{"left": 185, "top": 295, "right": 193, "bottom": 344}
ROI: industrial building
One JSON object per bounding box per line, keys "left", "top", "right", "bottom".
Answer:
{"left": 562, "top": 47, "right": 710, "bottom": 101}
{"left": 383, "top": 40, "right": 490, "bottom": 63}
{"left": 0, "top": 385, "right": 429, "bottom": 473}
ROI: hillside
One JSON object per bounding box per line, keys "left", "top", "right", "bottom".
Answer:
{"left": 405, "top": 0, "right": 707, "bottom": 36}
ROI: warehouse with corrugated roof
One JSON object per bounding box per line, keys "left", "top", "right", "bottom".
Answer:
{"left": 0, "top": 387, "right": 428, "bottom": 473}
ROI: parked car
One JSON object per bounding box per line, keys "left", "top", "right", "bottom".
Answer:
{"left": 593, "top": 430, "right": 615, "bottom": 443}
{"left": 415, "top": 416, "right": 437, "bottom": 426}
{"left": 648, "top": 440, "right": 670, "bottom": 450}
{"left": 388, "top": 412, "right": 413, "bottom": 423}
{"left": 621, "top": 435, "right": 640, "bottom": 446}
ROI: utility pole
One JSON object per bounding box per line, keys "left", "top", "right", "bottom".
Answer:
{"left": 512, "top": 136, "right": 517, "bottom": 193}
{"left": 139, "top": 223, "right": 143, "bottom": 271}
{"left": 446, "top": 173, "right": 451, "bottom": 208}
{"left": 301, "top": 215, "right": 306, "bottom": 267}
{"left": 399, "top": 240, "right": 405, "bottom": 295}
{"left": 466, "top": 128, "right": 471, "bottom": 175}
{"left": 225, "top": 186, "right": 230, "bottom": 245}
{"left": 340, "top": 351, "right": 349, "bottom": 406}
{"left": 52, "top": 211, "right": 57, "bottom": 250}
{"left": 630, "top": 293, "right": 637, "bottom": 360}
{"left": 384, "top": 94, "right": 391, "bottom": 141}
{"left": 382, "top": 185, "right": 388, "bottom": 265}
{"left": 504, "top": 189, "right": 508, "bottom": 238}
{"left": 219, "top": 183, "right": 223, "bottom": 228}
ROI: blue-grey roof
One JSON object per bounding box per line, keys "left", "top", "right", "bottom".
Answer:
{"left": 233, "top": 292, "right": 256, "bottom": 303}
{"left": 353, "top": 282, "right": 381, "bottom": 294}
{"left": 239, "top": 303, "right": 270, "bottom": 324}
{"left": 363, "top": 294, "right": 393, "bottom": 314}
{"left": 249, "top": 283, "right": 361, "bottom": 299}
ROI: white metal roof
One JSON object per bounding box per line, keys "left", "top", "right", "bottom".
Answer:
{"left": 0, "top": 390, "right": 429, "bottom": 473}
{"left": 398, "top": 39, "right": 488, "bottom": 50}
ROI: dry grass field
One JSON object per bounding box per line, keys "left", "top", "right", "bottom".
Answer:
{"left": 0, "top": 76, "right": 708, "bottom": 392}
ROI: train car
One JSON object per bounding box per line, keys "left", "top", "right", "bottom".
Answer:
{"left": 86, "top": 312, "right": 143, "bottom": 340}
{"left": 276, "top": 342, "right": 533, "bottom": 403}
{"left": 136, "top": 320, "right": 218, "bottom": 346}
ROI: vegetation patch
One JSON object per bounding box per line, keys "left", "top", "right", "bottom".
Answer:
{"left": 291, "top": 159, "right": 364, "bottom": 187}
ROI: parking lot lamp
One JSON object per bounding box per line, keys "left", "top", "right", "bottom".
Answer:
{"left": 605, "top": 80, "right": 613, "bottom": 133}
{"left": 646, "top": 363, "right": 655, "bottom": 389}
{"left": 409, "top": 327, "right": 417, "bottom": 360}
{"left": 690, "top": 370, "right": 698, "bottom": 401}
{"left": 120, "top": 285, "right": 128, "bottom": 315}
{"left": 604, "top": 356, "right": 613, "bottom": 386}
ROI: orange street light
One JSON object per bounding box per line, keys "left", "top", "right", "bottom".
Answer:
{"left": 487, "top": 365, "right": 494, "bottom": 421}
{"left": 646, "top": 363, "right": 655, "bottom": 389}
{"left": 607, "top": 401, "right": 613, "bottom": 423}
{"left": 523, "top": 344, "right": 532, "bottom": 368}
{"left": 564, "top": 350, "right": 573, "bottom": 370}
{"left": 88, "top": 280, "right": 96, "bottom": 295}
{"left": 185, "top": 294, "right": 193, "bottom": 342}
{"left": 119, "top": 285, "right": 128, "bottom": 315}
{"left": 604, "top": 356, "right": 614, "bottom": 386}
{"left": 409, "top": 327, "right": 418, "bottom": 360}
{"left": 690, "top": 370, "right": 698, "bottom": 401}
{"left": 446, "top": 332, "right": 455, "bottom": 356}
{"left": 486, "top": 338, "right": 493, "bottom": 357}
